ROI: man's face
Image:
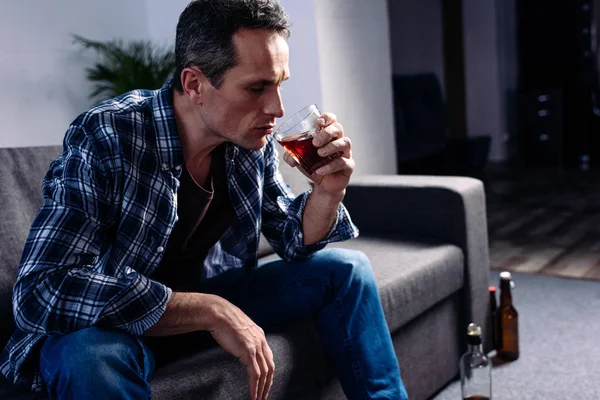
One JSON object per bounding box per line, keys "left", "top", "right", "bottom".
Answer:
{"left": 197, "top": 29, "right": 290, "bottom": 150}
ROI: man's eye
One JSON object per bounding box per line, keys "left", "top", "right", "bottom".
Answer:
{"left": 249, "top": 87, "right": 265, "bottom": 93}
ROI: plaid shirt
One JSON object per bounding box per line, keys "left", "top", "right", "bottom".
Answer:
{"left": 1, "top": 79, "right": 359, "bottom": 391}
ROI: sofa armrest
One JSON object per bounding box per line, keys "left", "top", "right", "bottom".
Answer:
{"left": 343, "top": 174, "right": 490, "bottom": 331}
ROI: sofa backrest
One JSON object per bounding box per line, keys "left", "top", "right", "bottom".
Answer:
{"left": 0, "top": 146, "right": 62, "bottom": 349}
{"left": 0, "top": 143, "right": 309, "bottom": 349}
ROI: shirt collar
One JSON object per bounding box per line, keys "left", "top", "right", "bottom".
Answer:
{"left": 151, "top": 78, "right": 184, "bottom": 170}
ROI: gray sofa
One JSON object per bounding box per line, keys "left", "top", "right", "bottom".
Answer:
{"left": 0, "top": 145, "right": 490, "bottom": 400}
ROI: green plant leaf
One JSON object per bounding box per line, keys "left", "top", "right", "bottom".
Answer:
{"left": 72, "top": 34, "right": 175, "bottom": 102}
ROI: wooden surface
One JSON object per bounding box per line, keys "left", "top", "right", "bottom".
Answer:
{"left": 485, "top": 166, "right": 600, "bottom": 281}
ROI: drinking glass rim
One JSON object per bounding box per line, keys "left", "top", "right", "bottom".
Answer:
{"left": 274, "top": 104, "right": 319, "bottom": 137}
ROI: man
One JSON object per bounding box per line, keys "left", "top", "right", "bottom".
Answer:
{"left": 0, "top": 1, "right": 408, "bottom": 399}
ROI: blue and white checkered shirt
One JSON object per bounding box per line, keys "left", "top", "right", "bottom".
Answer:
{"left": 1, "top": 79, "right": 359, "bottom": 391}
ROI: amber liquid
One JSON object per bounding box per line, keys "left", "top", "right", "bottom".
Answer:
{"left": 277, "top": 131, "right": 340, "bottom": 174}
{"left": 463, "top": 396, "right": 490, "bottom": 400}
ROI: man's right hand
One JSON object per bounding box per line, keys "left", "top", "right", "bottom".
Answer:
{"left": 145, "top": 292, "right": 274, "bottom": 400}
{"left": 208, "top": 296, "right": 275, "bottom": 400}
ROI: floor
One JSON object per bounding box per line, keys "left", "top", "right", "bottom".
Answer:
{"left": 431, "top": 270, "right": 600, "bottom": 400}
{"left": 485, "top": 164, "right": 600, "bottom": 281}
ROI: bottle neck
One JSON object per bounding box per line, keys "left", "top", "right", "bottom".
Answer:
{"left": 466, "top": 335, "right": 484, "bottom": 353}
{"left": 489, "top": 292, "right": 497, "bottom": 308}
{"left": 500, "top": 281, "right": 513, "bottom": 305}
{"left": 467, "top": 343, "right": 484, "bottom": 354}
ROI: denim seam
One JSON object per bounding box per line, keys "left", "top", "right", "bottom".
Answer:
{"left": 39, "top": 351, "right": 58, "bottom": 395}
{"left": 132, "top": 336, "right": 152, "bottom": 400}
{"left": 333, "top": 295, "right": 369, "bottom": 400}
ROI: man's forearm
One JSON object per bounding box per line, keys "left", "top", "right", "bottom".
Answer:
{"left": 302, "top": 186, "right": 344, "bottom": 245}
{"left": 144, "top": 292, "right": 217, "bottom": 336}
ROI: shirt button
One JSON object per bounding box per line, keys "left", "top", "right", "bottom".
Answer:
{"left": 31, "top": 384, "right": 37, "bottom": 390}
{"left": 175, "top": 165, "right": 181, "bottom": 171}
{"left": 156, "top": 246, "right": 164, "bottom": 253}
{"left": 161, "top": 163, "right": 168, "bottom": 170}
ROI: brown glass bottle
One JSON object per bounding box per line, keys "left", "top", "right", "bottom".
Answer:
{"left": 497, "top": 272, "right": 519, "bottom": 361}
{"left": 487, "top": 286, "right": 499, "bottom": 352}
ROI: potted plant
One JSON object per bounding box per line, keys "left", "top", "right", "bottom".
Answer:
{"left": 72, "top": 34, "right": 175, "bottom": 101}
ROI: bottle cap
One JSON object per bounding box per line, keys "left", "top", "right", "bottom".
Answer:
{"left": 467, "top": 323, "right": 482, "bottom": 337}
{"left": 500, "top": 271, "right": 512, "bottom": 280}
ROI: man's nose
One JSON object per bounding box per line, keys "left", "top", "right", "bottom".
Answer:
{"left": 265, "top": 89, "right": 285, "bottom": 118}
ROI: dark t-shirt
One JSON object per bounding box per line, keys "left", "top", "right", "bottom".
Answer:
{"left": 151, "top": 145, "right": 234, "bottom": 291}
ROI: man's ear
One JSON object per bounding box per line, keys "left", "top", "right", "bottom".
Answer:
{"left": 180, "top": 67, "right": 207, "bottom": 105}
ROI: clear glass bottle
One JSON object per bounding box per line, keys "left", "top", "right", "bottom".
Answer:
{"left": 460, "top": 323, "right": 492, "bottom": 400}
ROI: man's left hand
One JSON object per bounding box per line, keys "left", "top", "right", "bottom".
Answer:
{"left": 282, "top": 112, "right": 354, "bottom": 198}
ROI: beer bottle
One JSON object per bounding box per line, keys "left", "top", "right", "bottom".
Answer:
{"left": 487, "top": 286, "right": 499, "bottom": 352}
{"left": 460, "top": 323, "right": 492, "bottom": 400}
{"left": 497, "top": 271, "right": 519, "bottom": 361}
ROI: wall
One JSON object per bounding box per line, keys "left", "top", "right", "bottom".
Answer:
{"left": 0, "top": 0, "right": 518, "bottom": 167}
{"left": 1, "top": 0, "right": 394, "bottom": 174}
{"left": 145, "top": 0, "right": 190, "bottom": 45}
{"left": 315, "top": 0, "right": 397, "bottom": 175}
{"left": 277, "top": 0, "right": 322, "bottom": 124}
{"left": 463, "top": 0, "right": 507, "bottom": 161}
{"left": 0, "top": 1, "right": 324, "bottom": 153}
{"left": 495, "top": 0, "right": 519, "bottom": 157}
{"left": 388, "top": 0, "right": 445, "bottom": 90}
{"left": 145, "top": 0, "right": 324, "bottom": 121}
{"left": 388, "top": 0, "right": 517, "bottom": 162}
{"left": 0, "top": 0, "right": 150, "bottom": 148}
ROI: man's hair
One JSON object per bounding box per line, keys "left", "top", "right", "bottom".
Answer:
{"left": 173, "top": 0, "right": 290, "bottom": 92}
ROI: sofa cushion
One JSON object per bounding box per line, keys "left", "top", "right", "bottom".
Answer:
{"left": 0, "top": 146, "right": 63, "bottom": 351}
{"left": 328, "top": 236, "right": 464, "bottom": 332}
{"left": 150, "top": 320, "right": 331, "bottom": 400}
{"left": 258, "top": 233, "right": 275, "bottom": 258}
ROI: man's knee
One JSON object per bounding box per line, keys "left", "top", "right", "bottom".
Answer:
{"left": 40, "top": 327, "right": 145, "bottom": 387}
{"left": 314, "top": 248, "right": 375, "bottom": 285}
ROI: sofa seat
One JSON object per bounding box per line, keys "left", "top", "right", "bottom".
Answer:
{"left": 260, "top": 235, "right": 465, "bottom": 332}
{"left": 329, "top": 236, "right": 464, "bottom": 332}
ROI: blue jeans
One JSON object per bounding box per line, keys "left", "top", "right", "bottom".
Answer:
{"left": 40, "top": 248, "right": 408, "bottom": 399}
